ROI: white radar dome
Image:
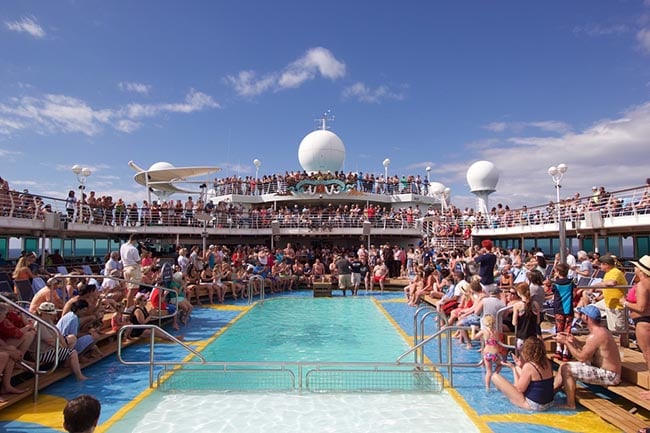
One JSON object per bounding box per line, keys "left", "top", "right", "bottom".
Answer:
{"left": 298, "top": 129, "right": 345, "bottom": 173}
{"left": 149, "top": 161, "right": 174, "bottom": 171}
{"left": 466, "top": 160, "right": 499, "bottom": 193}
{"left": 428, "top": 182, "right": 446, "bottom": 195}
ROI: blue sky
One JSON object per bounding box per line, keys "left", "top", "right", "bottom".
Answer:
{"left": 1, "top": 0, "right": 650, "bottom": 209}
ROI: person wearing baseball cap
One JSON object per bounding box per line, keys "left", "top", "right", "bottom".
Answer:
{"left": 554, "top": 303, "right": 621, "bottom": 409}
{"left": 474, "top": 239, "right": 497, "bottom": 294}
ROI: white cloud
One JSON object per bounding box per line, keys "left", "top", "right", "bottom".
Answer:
{"left": 0, "top": 89, "right": 219, "bottom": 136}
{"left": 223, "top": 71, "right": 276, "bottom": 97}
{"left": 483, "top": 120, "right": 571, "bottom": 134}
{"left": 115, "top": 119, "right": 141, "bottom": 133}
{"left": 453, "top": 101, "right": 650, "bottom": 208}
{"left": 342, "top": 82, "right": 405, "bottom": 104}
{"left": 123, "top": 89, "right": 219, "bottom": 118}
{"left": 278, "top": 47, "right": 346, "bottom": 88}
{"left": 637, "top": 28, "right": 650, "bottom": 54}
{"left": 225, "top": 47, "right": 346, "bottom": 97}
{"left": 484, "top": 122, "right": 506, "bottom": 132}
{"left": 118, "top": 82, "right": 152, "bottom": 95}
{"left": 5, "top": 16, "right": 46, "bottom": 38}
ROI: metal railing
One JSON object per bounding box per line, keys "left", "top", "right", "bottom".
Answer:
{"left": 0, "top": 293, "right": 66, "bottom": 402}
{"left": 116, "top": 324, "right": 205, "bottom": 387}
{"left": 396, "top": 305, "right": 483, "bottom": 387}
{"left": 247, "top": 275, "right": 265, "bottom": 305}
{"left": 155, "top": 361, "right": 443, "bottom": 393}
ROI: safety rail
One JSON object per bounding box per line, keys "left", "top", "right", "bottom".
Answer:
{"left": 0, "top": 293, "right": 65, "bottom": 402}
{"left": 116, "top": 324, "right": 205, "bottom": 387}
{"left": 247, "top": 275, "right": 265, "bottom": 305}
{"left": 412, "top": 305, "right": 445, "bottom": 364}
{"left": 158, "top": 362, "right": 443, "bottom": 393}
{"left": 396, "top": 325, "right": 482, "bottom": 387}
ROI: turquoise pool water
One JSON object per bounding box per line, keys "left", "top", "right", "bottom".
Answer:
{"left": 205, "top": 298, "right": 410, "bottom": 362}
{"left": 105, "top": 297, "right": 478, "bottom": 433}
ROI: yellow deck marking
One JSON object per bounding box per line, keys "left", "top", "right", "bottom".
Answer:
{"left": 0, "top": 394, "right": 68, "bottom": 431}
{"left": 374, "top": 298, "right": 619, "bottom": 433}
{"left": 95, "top": 304, "right": 252, "bottom": 433}
{"left": 480, "top": 411, "right": 621, "bottom": 433}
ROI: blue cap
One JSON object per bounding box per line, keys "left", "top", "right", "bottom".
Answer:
{"left": 577, "top": 305, "right": 601, "bottom": 321}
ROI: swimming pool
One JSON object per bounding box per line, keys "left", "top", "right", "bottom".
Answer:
{"left": 0, "top": 293, "right": 622, "bottom": 433}
{"left": 104, "top": 297, "right": 479, "bottom": 433}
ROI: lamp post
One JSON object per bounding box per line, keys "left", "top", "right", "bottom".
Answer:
{"left": 71, "top": 164, "right": 91, "bottom": 223}
{"left": 425, "top": 166, "right": 431, "bottom": 195}
{"left": 382, "top": 158, "right": 390, "bottom": 195}
{"left": 253, "top": 159, "right": 261, "bottom": 195}
{"left": 548, "top": 163, "right": 568, "bottom": 263}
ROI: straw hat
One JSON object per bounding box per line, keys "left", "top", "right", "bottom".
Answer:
{"left": 631, "top": 255, "right": 650, "bottom": 277}
{"left": 38, "top": 302, "right": 56, "bottom": 313}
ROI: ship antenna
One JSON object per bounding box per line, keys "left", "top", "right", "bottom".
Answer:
{"left": 314, "top": 110, "right": 335, "bottom": 131}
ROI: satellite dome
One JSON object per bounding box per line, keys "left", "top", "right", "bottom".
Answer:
{"left": 428, "top": 182, "right": 446, "bottom": 195}
{"left": 466, "top": 160, "right": 499, "bottom": 193}
{"left": 149, "top": 161, "right": 174, "bottom": 171}
{"left": 298, "top": 129, "right": 345, "bottom": 173}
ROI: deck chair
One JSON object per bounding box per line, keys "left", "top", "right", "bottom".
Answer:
{"left": 513, "top": 269, "right": 527, "bottom": 284}
{"left": 32, "top": 276, "right": 46, "bottom": 291}
{"left": 593, "top": 269, "right": 605, "bottom": 279}
{"left": 82, "top": 265, "right": 93, "bottom": 275}
{"left": 0, "top": 271, "right": 12, "bottom": 288}
{"left": 576, "top": 277, "right": 592, "bottom": 288}
{"left": 56, "top": 266, "right": 68, "bottom": 275}
{"left": 0, "top": 280, "right": 12, "bottom": 293}
{"left": 14, "top": 279, "right": 35, "bottom": 307}
{"left": 624, "top": 272, "right": 635, "bottom": 285}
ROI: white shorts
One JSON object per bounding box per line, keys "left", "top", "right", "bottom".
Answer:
{"left": 351, "top": 273, "right": 361, "bottom": 285}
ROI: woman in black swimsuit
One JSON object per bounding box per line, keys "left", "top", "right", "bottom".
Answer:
{"left": 129, "top": 293, "right": 183, "bottom": 341}
{"left": 492, "top": 337, "right": 554, "bottom": 411}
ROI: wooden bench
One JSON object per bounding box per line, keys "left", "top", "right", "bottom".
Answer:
{"left": 575, "top": 387, "right": 650, "bottom": 433}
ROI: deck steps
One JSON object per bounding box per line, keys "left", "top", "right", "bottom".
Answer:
{"left": 575, "top": 387, "right": 650, "bottom": 433}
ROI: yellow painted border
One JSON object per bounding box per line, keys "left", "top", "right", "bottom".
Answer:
{"left": 373, "top": 298, "right": 624, "bottom": 433}
{"left": 95, "top": 303, "right": 253, "bottom": 433}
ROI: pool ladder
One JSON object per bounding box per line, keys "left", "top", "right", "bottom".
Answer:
{"left": 247, "top": 274, "right": 265, "bottom": 305}
{"left": 396, "top": 305, "right": 482, "bottom": 387}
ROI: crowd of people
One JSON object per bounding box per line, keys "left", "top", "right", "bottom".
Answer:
{"left": 397, "top": 238, "right": 650, "bottom": 412}
{"left": 2, "top": 175, "right": 649, "bottom": 248}
{"left": 211, "top": 170, "right": 433, "bottom": 197}
{"left": 2, "top": 174, "right": 650, "bottom": 416}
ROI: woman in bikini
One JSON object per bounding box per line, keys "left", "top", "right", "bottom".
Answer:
{"left": 624, "top": 255, "right": 650, "bottom": 400}
{"left": 492, "top": 337, "right": 555, "bottom": 411}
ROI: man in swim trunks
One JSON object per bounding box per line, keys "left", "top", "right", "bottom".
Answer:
{"left": 553, "top": 304, "right": 622, "bottom": 409}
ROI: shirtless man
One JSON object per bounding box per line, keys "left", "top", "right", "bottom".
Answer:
{"left": 553, "top": 304, "right": 621, "bottom": 409}
{"left": 311, "top": 258, "right": 325, "bottom": 283}
{"left": 371, "top": 259, "right": 389, "bottom": 293}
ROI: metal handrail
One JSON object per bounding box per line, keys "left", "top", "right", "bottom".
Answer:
{"left": 396, "top": 325, "right": 482, "bottom": 387}
{"left": 117, "top": 324, "right": 206, "bottom": 387}
{"left": 247, "top": 275, "right": 264, "bottom": 305}
{"left": 0, "top": 293, "right": 64, "bottom": 402}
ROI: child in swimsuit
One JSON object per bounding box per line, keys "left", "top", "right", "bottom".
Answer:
{"left": 471, "top": 314, "right": 502, "bottom": 390}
